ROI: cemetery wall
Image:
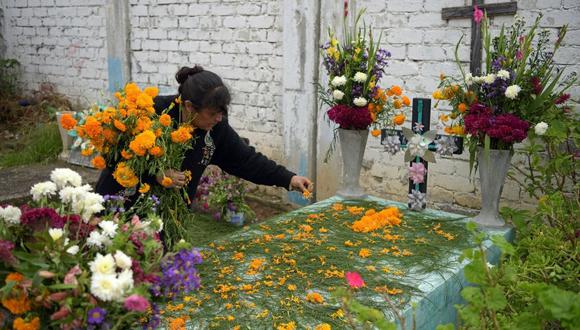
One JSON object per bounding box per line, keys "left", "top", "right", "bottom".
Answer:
{"left": 2, "top": 0, "right": 579, "bottom": 211}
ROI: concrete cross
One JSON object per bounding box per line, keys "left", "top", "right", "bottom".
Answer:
{"left": 442, "top": 0, "right": 517, "bottom": 75}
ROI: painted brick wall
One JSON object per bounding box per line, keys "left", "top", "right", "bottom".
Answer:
{"left": 1, "top": 0, "right": 109, "bottom": 102}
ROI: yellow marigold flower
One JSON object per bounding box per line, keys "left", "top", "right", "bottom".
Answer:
{"left": 161, "top": 176, "right": 173, "bottom": 188}
{"left": 393, "top": 98, "right": 403, "bottom": 109}
{"left": 332, "top": 203, "right": 344, "bottom": 211}
{"left": 232, "top": 252, "right": 244, "bottom": 261}
{"left": 358, "top": 248, "right": 371, "bottom": 258}
{"left": 457, "top": 103, "right": 468, "bottom": 113}
{"left": 121, "top": 149, "right": 132, "bottom": 160}
{"left": 139, "top": 183, "right": 150, "bottom": 194}
{"left": 302, "top": 189, "right": 312, "bottom": 199}
{"left": 149, "top": 146, "right": 164, "bottom": 157}
{"left": 81, "top": 147, "right": 94, "bottom": 157}
{"left": 114, "top": 119, "right": 126, "bottom": 132}
{"left": 171, "top": 126, "right": 193, "bottom": 143}
{"left": 432, "top": 89, "right": 443, "bottom": 100}
{"left": 287, "top": 284, "right": 297, "bottom": 291}
{"left": 371, "top": 129, "right": 381, "bottom": 137}
{"left": 453, "top": 126, "right": 465, "bottom": 135}
{"left": 168, "top": 317, "right": 186, "bottom": 330}
{"left": 134, "top": 116, "right": 152, "bottom": 133}
{"left": 60, "top": 113, "right": 77, "bottom": 130}
{"left": 159, "top": 114, "right": 172, "bottom": 127}
{"left": 144, "top": 86, "right": 159, "bottom": 98}
{"left": 344, "top": 240, "right": 354, "bottom": 247}
{"left": 390, "top": 85, "right": 402, "bottom": 96}
{"left": 13, "top": 317, "right": 40, "bottom": 330}
{"left": 393, "top": 114, "right": 406, "bottom": 126}
{"left": 91, "top": 155, "right": 106, "bottom": 170}
{"left": 306, "top": 292, "right": 324, "bottom": 304}
{"left": 124, "top": 82, "right": 141, "bottom": 99}
{"left": 136, "top": 93, "right": 154, "bottom": 110}
{"left": 113, "top": 162, "right": 139, "bottom": 188}
{"left": 315, "top": 324, "right": 332, "bottom": 330}
{"left": 277, "top": 322, "right": 296, "bottom": 330}
{"left": 114, "top": 91, "right": 123, "bottom": 100}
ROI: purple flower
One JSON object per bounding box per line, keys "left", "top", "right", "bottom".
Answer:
{"left": 408, "top": 162, "right": 427, "bottom": 184}
{"left": 160, "top": 249, "right": 203, "bottom": 298}
{"left": 87, "top": 307, "right": 106, "bottom": 325}
{"left": 0, "top": 240, "right": 17, "bottom": 265}
{"left": 143, "top": 303, "right": 161, "bottom": 330}
{"left": 20, "top": 207, "right": 64, "bottom": 231}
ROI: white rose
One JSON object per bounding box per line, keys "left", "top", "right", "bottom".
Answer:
{"left": 331, "top": 76, "right": 347, "bottom": 87}
{"left": 353, "top": 97, "right": 368, "bottom": 107}
{"left": 50, "top": 168, "right": 82, "bottom": 189}
{"left": 332, "top": 90, "right": 344, "bottom": 100}
{"left": 534, "top": 122, "right": 549, "bottom": 136}
{"left": 98, "top": 220, "right": 118, "bottom": 238}
{"left": 48, "top": 228, "right": 64, "bottom": 241}
{"left": 497, "top": 70, "right": 510, "bottom": 80}
{"left": 353, "top": 72, "right": 368, "bottom": 83}
{"left": 66, "top": 245, "right": 80, "bottom": 255}
{"left": 30, "top": 181, "right": 57, "bottom": 202}
{"left": 114, "top": 250, "right": 132, "bottom": 270}
{"left": 505, "top": 85, "right": 521, "bottom": 99}
{"left": 89, "top": 253, "right": 116, "bottom": 275}
{"left": 483, "top": 74, "right": 496, "bottom": 84}
{"left": 0, "top": 205, "right": 22, "bottom": 225}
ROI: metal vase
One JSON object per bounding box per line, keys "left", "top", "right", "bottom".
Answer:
{"left": 337, "top": 128, "right": 368, "bottom": 199}
{"left": 473, "top": 147, "right": 512, "bottom": 227}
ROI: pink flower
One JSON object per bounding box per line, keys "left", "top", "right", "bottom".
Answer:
{"left": 408, "top": 162, "right": 427, "bottom": 184}
{"left": 473, "top": 5, "right": 484, "bottom": 23}
{"left": 124, "top": 294, "right": 150, "bottom": 312}
{"left": 345, "top": 271, "right": 365, "bottom": 289}
{"left": 64, "top": 265, "right": 82, "bottom": 285}
{"left": 516, "top": 50, "right": 523, "bottom": 60}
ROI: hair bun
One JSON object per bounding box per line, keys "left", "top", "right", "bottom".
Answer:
{"left": 175, "top": 65, "right": 204, "bottom": 84}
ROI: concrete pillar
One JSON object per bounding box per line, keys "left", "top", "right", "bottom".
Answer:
{"left": 281, "top": 0, "right": 321, "bottom": 205}
{"left": 105, "top": 0, "right": 131, "bottom": 93}
{"left": 0, "top": 3, "right": 6, "bottom": 58}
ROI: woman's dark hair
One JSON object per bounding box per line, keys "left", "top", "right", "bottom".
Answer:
{"left": 175, "top": 65, "right": 230, "bottom": 115}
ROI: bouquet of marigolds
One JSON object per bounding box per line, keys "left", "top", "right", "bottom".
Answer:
{"left": 319, "top": 10, "right": 411, "bottom": 158}
{"left": 0, "top": 168, "right": 202, "bottom": 330}
{"left": 60, "top": 83, "right": 195, "bottom": 247}
{"left": 433, "top": 12, "right": 576, "bottom": 155}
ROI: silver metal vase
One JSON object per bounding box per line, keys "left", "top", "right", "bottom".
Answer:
{"left": 337, "top": 128, "right": 368, "bottom": 199}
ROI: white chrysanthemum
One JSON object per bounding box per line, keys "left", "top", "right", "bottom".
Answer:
{"left": 353, "top": 97, "right": 367, "bottom": 107}
{"left": 497, "top": 70, "right": 510, "bottom": 80}
{"left": 483, "top": 74, "right": 496, "bottom": 84}
{"left": 50, "top": 168, "right": 82, "bottom": 189}
{"left": 534, "top": 122, "right": 549, "bottom": 136}
{"left": 87, "top": 231, "right": 105, "bottom": 249}
{"left": 0, "top": 205, "right": 22, "bottom": 225}
{"left": 505, "top": 85, "right": 521, "bottom": 99}
{"left": 332, "top": 90, "right": 344, "bottom": 100}
{"left": 353, "top": 72, "right": 368, "bottom": 83}
{"left": 90, "top": 273, "right": 119, "bottom": 302}
{"left": 114, "top": 250, "right": 132, "bottom": 270}
{"left": 331, "top": 75, "right": 347, "bottom": 87}
{"left": 99, "top": 220, "right": 118, "bottom": 238}
{"left": 48, "top": 228, "right": 64, "bottom": 241}
{"left": 66, "top": 245, "right": 79, "bottom": 255}
{"left": 472, "top": 76, "right": 484, "bottom": 84}
{"left": 89, "top": 253, "right": 116, "bottom": 275}
{"left": 149, "top": 214, "right": 164, "bottom": 232}
{"left": 71, "top": 192, "right": 104, "bottom": 222}
{"left": 59, "top": 184, "right": 93, "bottom": 204}
{"left": 30, "top": 181, "right": 57, "bottom": 202}
{"left": 465, "top": 73, "right": 474, "bottom": 86}
{"left": 117, "top": 268, "right": 134, "bottom": 295}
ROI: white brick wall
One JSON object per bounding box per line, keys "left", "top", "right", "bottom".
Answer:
{"left": 2, "top": 0, "right": 108, "bottom": 102}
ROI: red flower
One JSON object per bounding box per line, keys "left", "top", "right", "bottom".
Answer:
{"left": 530, "top": 76, "right": 542, "bottom": 95}
{"left": 554, "top": 93, "right": 570, "bottom": 105}
{"left": 327, "top": 105, "right": 373, "bottom": 129}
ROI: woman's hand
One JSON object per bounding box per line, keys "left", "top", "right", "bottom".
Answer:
{"left": 156, "top": 169, "right": 187, "bottom": 189}
{"left": 290, "top": 175, "right": 313, "bottom": 193}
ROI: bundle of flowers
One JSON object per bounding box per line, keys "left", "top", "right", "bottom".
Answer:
{"left": 319, "top": 10, "right": 411, "bottom": 144}
{"left": 433, "top": 11, "right": 576, "bottom": 151}
{"left": 194, "top": 166, "right": 255, "bottom": 225}
{"left": 0, "top": 168, "right": 202, "bottom": 330}
{"left": 61, "top": 83, "right": 195, "bottom": 247}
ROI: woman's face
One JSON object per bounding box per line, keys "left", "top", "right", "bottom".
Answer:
{"left": 184, "top": 101, "right": 224, "bottom": 130}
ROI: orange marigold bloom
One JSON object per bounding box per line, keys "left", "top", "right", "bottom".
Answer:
{"left": 358, "top": 248, "right": 371, "bottom": 258}
{"left": 13, "top": 317, "right": 40, "bottom": 330}
{"left": 83, "top": 116, "right": 103, "bottom": 139}
{"left": 371, "top": 129, "right": 381, "bottom": 137}
{"left": 315, "top": 324, "right": 332, "bottom": 330}
{"left": 306, "top": 292, "right": 324, "bottom": 304}
{"left": 159, "top": 114, "right": 172, "bottom": 127}
{"left": 121, "top": 149, "right": 132, "bottom": 160}
{"left": 444, "top": 126, "right": 454, "bottom": 134}
{"left": 168, "top": 317, "right": 186, "bottom": 330}
{"left": 129, "top": 140, "right": 147, "bottom": 156}
{"left": 171, "top": 126, "right": 193, "bottom": 143}
{"left": 457, "top": 103, "right": 467, "bottom": 113}
{"left": 81, "top": 147, "right": 94, "bottom": 157}
{"left": 124, "top": 82, "right": 141, "bottom": 99}
{"left": 134, "top": 117, "right": 152, "bottom": 133}
{"left": 60, "top": 113, "right": 77, "bottom": 130}
{"left": 139, "top": 183, "right": 150, "bottom": 194}
{"left": 402, "top": 95, "right": 411, "bottom": 106}
{"left": 103, "top": 128, "right": 116, "bottom": 143}
{"left": 91, "top": 155, "right": 106, "bottom": 170}
{"left": 144, "top": 86, "right": 159, "bottom": 98}
{"left": 393, "top": 114, "right": 406, "bottom": 126}
{"left": 393, "top": 99, "right": 403, "bottom": 109}
{"left": 432, "top": 89, "right": 443, "bottom": 100}
{"left": 1, "top": 295, "right": 31, "bottom": 315}
{"left": 130, "top": 130, "right": 156, "bottom": 156}
{"left": 390, "top": 85, "right": 402, "bottom": 96}
{"left": 161, "top": 176, "right": 173, "bottom": 188}
{"left": 114, "top": 91, "right": 123, "bottom": 100}
{"left": 114, "top": 119, "right": 127, "bottom": 132}
{"left": 113, "top": 162, "right": 139, "bottom": 188}
{"left": 452, "top": 126, "right": 465, "bottom": 135}
{"left": 6, "top": 273, "right": 24, "bottom": 283}
{"left": 136, "top": 93, "right": 154, "bottom": 110}
{"left": 149, "top": 146, "right": 164, "bottom": 157}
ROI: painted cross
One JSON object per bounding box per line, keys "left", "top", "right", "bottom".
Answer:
{"left": 381, "top": 98, "right": 463, "bottom": 210}
{"left": 442, "top": 0, "right": 517, "bottom": 75}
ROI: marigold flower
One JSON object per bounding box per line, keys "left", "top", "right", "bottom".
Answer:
{"left": 121, "top": 149, "right": 132, "bottom": 160}
{"left": 277, "top": 322, "right": 296, "bottom": 330}
{"left": 159, "top": 114, "right": 172, "bottom": 127}
{"left": 402, "top": 95, "right": 411, "bottom": 106}
{"left": 114, "top": 119, "right": 127, "bottom": 132}
{"left": 134, "top": 116, "right": 152, "bottom": 133}
{"left": 393, "top": 114, "right": 406, "bottom": 125}
{"left": 358, "top": 248, "right": 371, "bottom": 258}
{"left": 13, "top": 317, "right": 40, "bottom": 330}
{"left": 139, "top": 183, "right": 150, "bottom": 194}
{"left": 113, "top": 162, "right": 139, "bottom": 188}
{"left": 2, "top": 294, "right": 31, "bottom": 315}
{"left": 315, "top": 323, "right": 332, "bottom": 330}
{"left": 144, "top": 86, "right": 159, "bottom": 98}
{"left": 161, "top": 176, "right": 173, "bottom": 188}
{"left": 457, "top": 103, "right": 467, "bottom": 113}
{"left": 371, "top": 129, "right": 381, "bottom": 137}
{"left": 149, "top": 146, "right": 164, "bottom": 157}
{"left": 6, "top": 273, "right": 24, "bottom": 283}
{"left": 83, "top": 116, "right": 103, "bottom": 139}
{"left": 60, "top": 113, "right": 77, "bottom": 130}
{"left": 168, "top": 317, "right": 186, "bottom": 330}
{"left": 306, "top": 292, "right": 324, "bottom": 304}
{"left": 390, "top": 85, "right": 402, "bottom": 96}
{"left": 393, "top": 98, "right": 403, "bottom": 109}
{"left": 432, "top": 89, "right": 443, "bottom": 100}
{"left": 287, "top": 284, "right": 297, "bottom": 291}
{"left": 171, "top": 126, "right": 194, "bottom": 143}
{"left": 91, "top": 155, "right": 106, "bottom": 170}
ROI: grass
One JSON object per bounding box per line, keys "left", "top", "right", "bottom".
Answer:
{"left": 182, "top": 212, "right": 245, "bottom": 246}
{"left": 0, "top": 122, "right": 62, "bottom": 168}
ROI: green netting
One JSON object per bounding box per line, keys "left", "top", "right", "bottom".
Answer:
{"left": 163, "top": 197, "right": 473, "bottom": 329}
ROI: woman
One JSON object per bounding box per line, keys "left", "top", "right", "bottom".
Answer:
{"left": 95, "top": 65, "right": 312, "bottom": 205}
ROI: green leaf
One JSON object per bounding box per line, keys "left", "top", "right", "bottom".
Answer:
{"left": 48, "top": 283, "right": 77, "bottom": 290}
{"left": 466, "top": 221, "right": 478, "bottom": 232}
{"left": 375, "top": 319, "right": 397, "bottom": 330}
{"left": 461, "top": 287, "right": 484, "bottom": 305}
{"left": 485, "top": 286, "right": 507, "bottom": 310}
{"left": 464, "top": 260, "right": 487, "bottom": 285}
{"left": 436, "top": 324, "right": 455, "bottom": 330}
{"left": 537, "top": 286, "right": 580, "bottom": 324}
{"left": 513, "top": 312, "right": 542, "bottom": 330}
{"left": 491, "top": 235, "right": 515, "bottom": 255}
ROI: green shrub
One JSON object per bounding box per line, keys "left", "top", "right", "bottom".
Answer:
{"left": 0, "top": 122, "right": 62, "bottom": 167}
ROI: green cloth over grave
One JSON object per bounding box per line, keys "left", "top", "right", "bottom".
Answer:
{"left": 165, "top": 196, "right": 511, "bottom": 329}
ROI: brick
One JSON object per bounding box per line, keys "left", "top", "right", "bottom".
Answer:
{"left": 408, "top": 45, "right": 447, "bottom": 61}
{"left": 131, "top": 5, "right": 148, "bottom": 16}
{"left": 247, "top": 15, "right": 275, "bottom": 29}
{"left": 223, "top": 16, "right": 247, "bottom": 28}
